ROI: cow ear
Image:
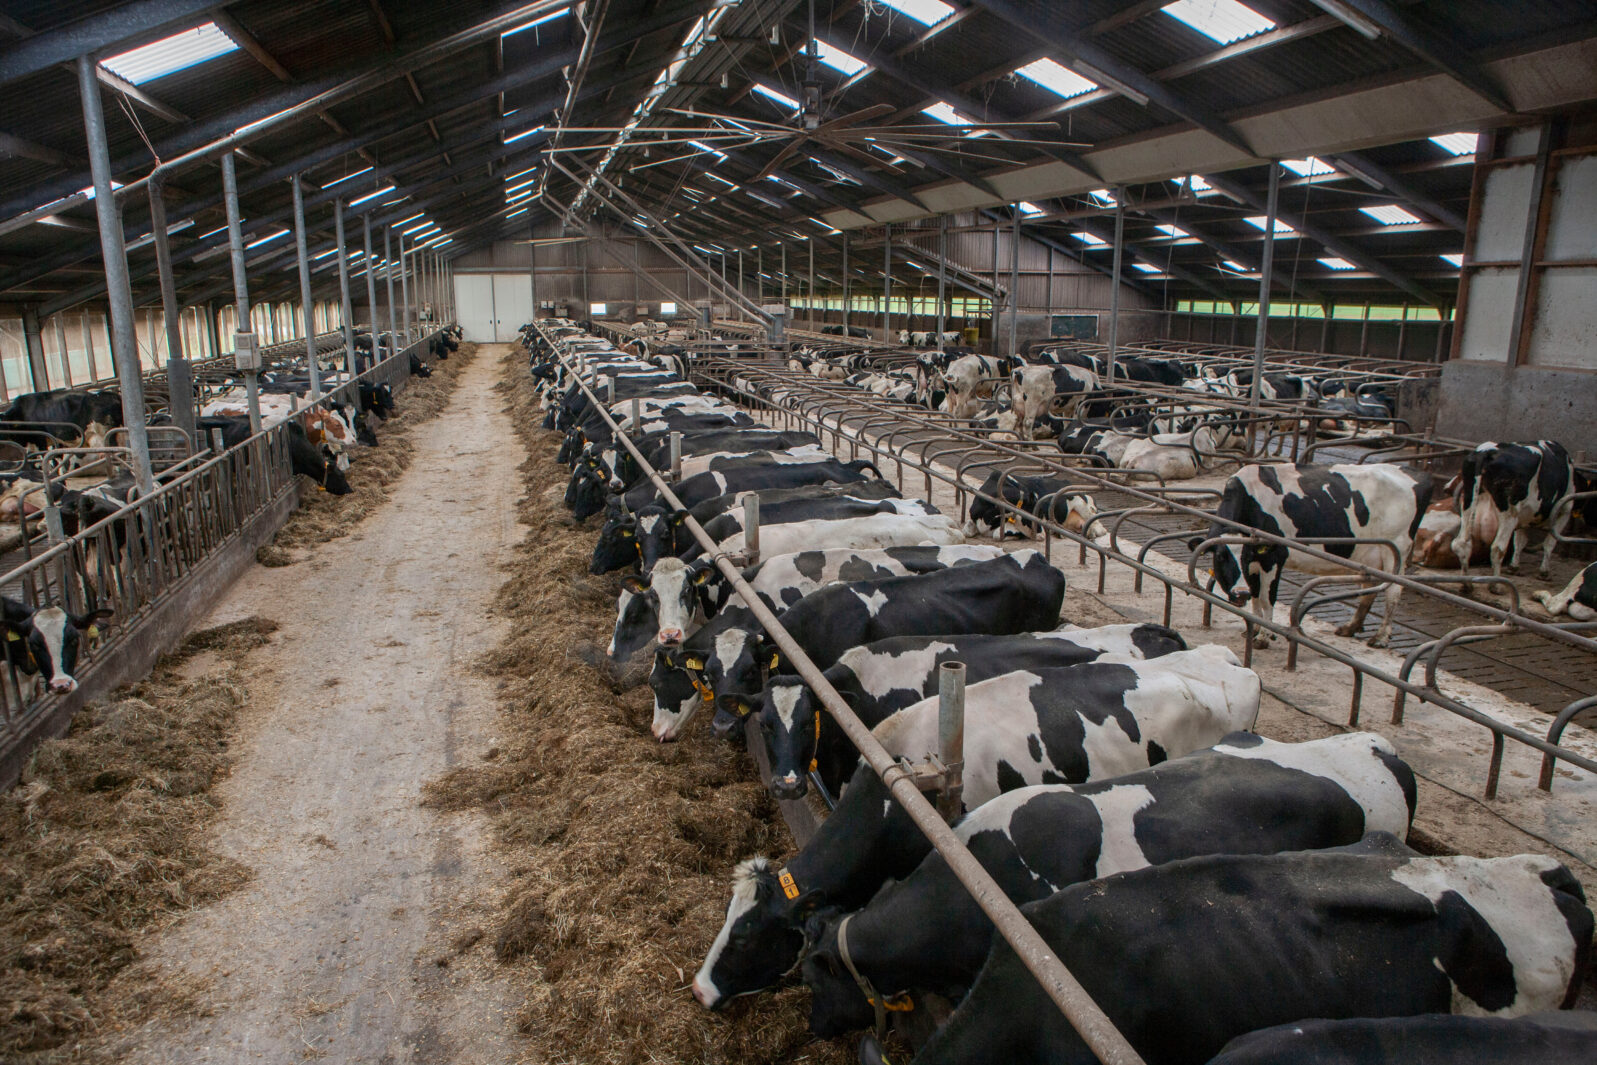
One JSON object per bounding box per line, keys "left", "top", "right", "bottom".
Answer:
{"left": 621, "top": 575, "right": 648, "bottom": 594}
{"left": 691, "top": 566, "right": 716, "bottom": 586}
{"left": 1186, "top": 536, "right": 1203, "bottom": 551}
{"left": 672, "top": 510, "right": 689, "bottom": 526}
{"left": 716, "top": 694, "right": 751, "bottom": 716}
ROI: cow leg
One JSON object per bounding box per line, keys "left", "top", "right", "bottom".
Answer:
{"left": 1570, "top": 601, "right": 1597, "bottom": 621}
{"left": 1451, "top": 504, "right": 1475, "bottom": 580}
{"left": 1539, "top": 506, "right": 1571, "bottom": 577}
{"left": 1250, "top": 574, "right": 1278, "bottom": 649}
{"left": 1335, "top": 579, "right": 1377, "bottom": 639}
{"left": 1487, "top": 517, "right": 1518, "bottom": 578}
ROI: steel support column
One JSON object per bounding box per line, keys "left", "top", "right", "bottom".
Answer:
{"left": 77, "top": 55, "right": 153, "bottom": 490}
{"left": 937, "top": 215, "right": 948, "bottom": 350}
{"left": 334, "top": 197, "right": 356, "bottom": 377}
{"left": 384, "top": 226, "right": 397, "bottom": 361}
{"left": 882, "top": 224, "right": 892, "bottom": 342}
{"left": 21, "top": 307, "right": 47, "bottom": 391}
{"left": 362, "top": 213, "right": 379, "bottom": 371}
{"left": 1106, "top": 188, "right": 1125, "bottom": 387}
{"left": 220, "top": 150, "right": 263, "bottom": 434}
{"left": 291, "top": 173, "right": 322, "bottom": 396}
{"left": 400, "top": 231, "right": 411, "bottom": 338}
{"left": 1251, "top": 163, "right": 1281, "bottom": 415}
{"left": 148, "top": 174, "right": 196, "bottom": 441}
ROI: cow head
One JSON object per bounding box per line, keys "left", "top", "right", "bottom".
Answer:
{"left": 621, "top": 557, "right": 712, "bottom": 646}
{"left": 1191, "top": 530, "right": 1280, "bottom": 607}
{"left": 692, "top": 857, "right": 820, "bottom": 1010}
{"left": 566, "top": 467, "right": 611, "bottom": 522}
{"left": 757, "top": 678, "right": 820, "bottom": 798}
{"left": 707, "top": 631, "right": 775, "bottom": 740}
{"left": 1036, "top": 491, "right": 1105, "bottom": 539}
{"left": 649, "top": 646, "right": 712, "bottom": 742}
{"left": 556, "top": 428, "right": 587, "bottom": 466}
{"left": 966, "top": 474, "right": 1034, "bottom": 539}
{"left": 2, "top": 600, "right": 114, "bottom": 694}
{"left": 799, "top": 915, "right": 880, "bottom": 1037}
{"left": 634, "top": 506, "right": 687, "bottom": 574}
{"left": 589, "top": 511, "right": 640, "bottom": 574}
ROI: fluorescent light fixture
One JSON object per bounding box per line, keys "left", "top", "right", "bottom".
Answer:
{"left": 348, "top": 184, "right": 397, "bottom": 207}
{"left": 1220, "top": 260, "right": 1252, "bottom": 272}
{"left": 1161, "top": 0, "right": 1274, "bottom": 44}
{"left": 506, "top": 176, "right": 538, "bottom": 193}
{"left": 688, "top": 139, "right": 728, "bottom": 161}
{"left": 502, "top": 9, "right": 568, "bottom": 38}
{"left": 1015, "top": 58, "right": 1097, "bottom": 100}
{"left": 815, "top": 40, "right": 869, "bottom": 76}
{"left": 1429, "top": 132, "right": 1477, "bottom": 156}
{"left": 505, "top": 124, "right": 546, "bottom": 144}
{"left": 1155, "top": 224, "right": 1188, "bottom": 237}
{"left": 506, "top": 207, "right": 529, "bottom": 219}
{"left": 504, "top": 166, "right": 538, "bottom": 182}
{"left": 1360, "top": 204, "right": 1421, "bottom": 226}
{"left": 878, "top": 0, "right": 955, "bottom": 24}
{"left": 246, "top": 228, "right": 290, "bottom": 249}
{"left": 393, "top": 212, "right": 425, "bottom": 227}
{"left": 1319, "top": 257, "right": 1357, "bottom": 270}
{"left": 312, "top": 248, "right": 338, "bottom": 260}
{"left": 1073, "top": 231, "right": 1107, "bottom": 246}
{"left": 402, "top": 220, "right": 436, "bottom": 235}
{"left": 1279, "top": 157, "right": 1334, "bottom": 177}
{"left": 1440, "top": 253, "right": 1464, "bottom": 267}
{"left": 1244, "top": 215, "right": 1296, "bottom": 236}
{"left": 1131, "top": 263, "right": 1161, "bottom": 273}
{"left": 101, "top": 21, "right": 239, "bottom": 84}
{"left": 322, "top": 165, "right": 374, "bottom": 188}
{"left": 751, "top": 82, "right": 799, "bottom": 109}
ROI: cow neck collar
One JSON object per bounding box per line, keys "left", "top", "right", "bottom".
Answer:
{"left": 836, "top": 914, "right": 913, "bottom": 1039}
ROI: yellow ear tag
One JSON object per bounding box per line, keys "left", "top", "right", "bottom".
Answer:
{"left": 684, "top": 657, "right": 704, "bottom": 671}
{"left": 777, "top": 870, "right": 800, "bottom": 900}
{"left": 5, "top": 631, "right": 20, "bottom": 642}
{"left": 768, "top": 652, "right": 779, "bottom": 670}
{"left": 86, "top": 625, "right": 100, "bottom": 641}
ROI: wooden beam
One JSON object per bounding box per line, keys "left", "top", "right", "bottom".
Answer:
{"left": 367, "top": 0, "right": 397, "bottom": 49}
{"left": 211, "top": 10, "right": 292, "bottom": 82}
{"left": 94, "top": 65, "right": 187, "bottom": 122}
{"left": 0, "top": 130, "right": 74, "bottom": 168}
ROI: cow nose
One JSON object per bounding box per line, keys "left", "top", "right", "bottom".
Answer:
{"left": 771, "top": 773, "right": 807, "bottom": 800}
{"left": 691, "top": 978, "right": 716, "bottom": 1009}
{"left": 652, "top": 722, "right": 675, "bottom": 743}
{"left": 658, "top": 629, "right": 684, "bottom": 645}
{"left": 48, "top": 677, "right": 76, "bottom": 694}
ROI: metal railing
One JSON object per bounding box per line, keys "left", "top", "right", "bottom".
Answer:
{"left": 0, "top": 327, "right": 445, "bottom": 781}
{"left": 541, "top": 321, "right": 1148, "bottom": 1065}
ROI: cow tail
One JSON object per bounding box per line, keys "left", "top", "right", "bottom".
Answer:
{"left": 1407, "top": 471, "right": 1436, "bottom": 541}
{"left": 1457, "top": 451, "right": 1480, "bottom": 511}
{"left": 850, "top": 460, "right": 884, "bottom": 480}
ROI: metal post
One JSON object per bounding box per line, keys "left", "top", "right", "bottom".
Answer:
{"left": 291, "top": 174, "right": 322, "bottom": 397}
{"left": 21, "top": 307, "right": 47, "bottom": 391}
{"left": 1107, "top": 188, "right": 1125, "bottom": 387}
{"left": 757, "top": 246, "right": 764, "bottom": 304}
{"left": 76, "top": 56, "right": 154, "bottom": 491}
{"left": 882, "top": 223, "right": 892, "bottom": 342}
{"left": 362, "top": 212, "right": 379, "bottom": 371}
{"left": 937, "top": 215, "right": 948, "bottom": 350}
{"left": 334, "top": 198, "right": 356, "bottom": 383}
{"left": 220, "top": 151, "right": 263, "bottom": 435}
{"left": 52, "top": 314, "right": 69, "bottom": 386}
{"left": 669, "top": 430, "right": 682, "bottom": 481}
{"left": 938, "top": 661, "right": 966, "bottom": 822}
{"left": 630, "top": 396, "right": 640, "bottom": 429}
{"left": 781, "top": 242, "right": 788, "bottom": 305}
{"left": 1009, "top": 209, "right": 1021, "bottom": 358}
{"left": 400, "top": 232, "right": 412, "bottom": 338}
{"left": 808, "top": 238, "right": 815, "bottom": 329}
{"left": 1251, "top": 162, "right": 1280, "bottom": 416}
{"left": 148, "top": 175, "right": 195, "bottom": 440}
{"left": 205, "top": 300, "right": 221, "bottom": 367}
{"left": 384, "top": 225, "right": 397, "bottom": 363}
{"left": 743, "top": 494, "right": 760, "bottom": 565}
{"left": 529, "top": 217, "right": 539, "bottom": 319}
{"left": 738, "top": 249, "right": 744, "bottom": 312}
{"left": 842, "top": 233, "right": 851, "bottom": 334}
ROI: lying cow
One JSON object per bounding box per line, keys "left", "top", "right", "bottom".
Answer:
{"left": 1535, "top": 561, "right": 1597, "bottom": 620}
{"left": 653, "top": 551, "right": 1063, "bottom": 742}
{"left": 800, "top": 732, "right": 1419, "bottom": 1036}
{"left": 963, "top": 471, "right": 1102, "bottom": 540}
{"left": 1210, "top": 1013, "right": 1597, "bottom": 1065}
{"left": 1195, "top": 462, "right": 1432, "bottom": 647}
{"left": 689, "top": 645, "right": 1259, "bottom": 1009}
{"left": 1453, "top": 440, "right": 1595, "bottom": 579}
{"left": 760, "top": 622, "right": 1188, "bottom": 798}
{"left": 907, "top": 838, "right": 1592, "bottom": 1065}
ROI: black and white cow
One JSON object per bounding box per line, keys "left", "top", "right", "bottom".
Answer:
{"left": 2, "top": 597, "right": 114, "bottom": 695}
{"left": 1009, "top": 364, "right": 1099, "bottom": 439}
{"left": 906, "top": 838, "right": 1593, "bottom": 1065}
{"left": 610, "top": 545, "right": 1006, "bottom": 661}
{"left": 1535, "top": 561, "right": 1597, "bottom": 620}
{"left": 800, "top": 732, "right": 1419, "bottom": 1036}
{"left": 700, "top": 551, "right": 1067, "bottom": 738}
{"left": 1452, "top": 440, "right": 1595, "bottom": 579}
{"left": 759, "top": 622, "right": 1188, "bottom": 798}
{"left": 689, "top": 644, "right": 1259, "bottom": 1009}
{"left": 1209, "top": 1013, "right": 1597, "bottom": 1065}
{"left": 197, "top": 416, "right": 353, "bottom": 496}
{"left": 942, "top": 354, "right": 1020, "bottom": 418}
{"left": 964, "top": 471, "right": 1102, "bottom": 540}
{"left": 0, "top": 387, "right": 123, "bottom": 449}
{"left": 1195, "top": 463, "right": 1433, "bottom": 647}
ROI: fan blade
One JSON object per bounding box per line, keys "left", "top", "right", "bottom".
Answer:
{"left": 751, "top": 136, "right": 806, "bottom": 182}
{"left": 848, "top": 120, "right": 1064, "bottom": 133}
{"left": 812, "top": 102, "right": 895, "bottom": 134}
{"left": 820, "top": 138, "right": 910, "bottom": 175}
{"left": 661, "top": 107, "right": 796, "bottom": 130}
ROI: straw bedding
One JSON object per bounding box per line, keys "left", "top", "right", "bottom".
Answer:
{"left": 0, "top": 617, "right": 278, "bottom": 1062}
{"left": 259, "top": 342, "right": 477, "bottom": 563}
{"left": 424, "top": 349, "right": 852, "bottom": 1065}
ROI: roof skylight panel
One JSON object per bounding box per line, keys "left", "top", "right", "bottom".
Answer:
{"left": 923, "top": 102, "right": 991, "bottom": 137}
{"left": 1073, "top": 232, "right": 1107, "bottom": 246}
{"left": 1318, "top": 257, "right": 1356, "bottom": 270}
{"left": 1244, "top": 215, "right": 1296, "bottom": 236}
{"left": 1018, "top": 202, "right": 1045, "bottom": 216}
{"left": 501, "top": 10, "right": 568, "bottom": 39}
{"left": 1155, "top": 224, "right": 1189, "bottom": 237}
{"left": 1429, "top": 132, "right": 1477, "bottom": 156}
{"left": 1161, "top": 0, "right": 1275, "bottom": 45}
{"left": 101, "top": 21, "right": 239, "bottom": 84}
{"left": 1440, "top": 253, "right": 1464, "bottom": 267}
{"left": 1015, "top": 58, "right": 1097, "bottom": 100}
{"left": 1131, "top": 263, "right": 1161, "bottom": 273}
{"left": 1279, "top": 157, "right": 1335, "bottom": 177}
{"left": 816, "top": 40, "right": 870, "bottom": 76}
{"left": 1360, "top": 204, "right": 1421, "bottom": 225}
{"left": 1088, "top": 188, "right": 1117, "bottom": 206}
{"left": 878, "top": 0, "right": 955, "bottom": 25}
{"left": 751, "top": 83, "right": 800, "bottom": 109}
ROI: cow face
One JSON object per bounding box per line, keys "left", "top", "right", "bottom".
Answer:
{"left": 1037, "top": 491, "right": 1104, "bottom": 539}
{"left": 556, "top": 428, "right": 587, "bottom": 466}
{"left": 1196, "top": 533, "right": 1276, "bottom": 607}
{"left": 3, "top": 602, "right": 114, "bottom": 694}
{"left": 799, "top": 918, "right": 878, "bottom": 1037}
{"left": 706, "top": 631, "right": 774, "bottom": 739}
{"left": 623, "top": 558, "right": 710, "bottom": 646}
{"left": 635, "top": 507, "right": 687, "bottom": 574}
{"left": 692, "top": 857, "right": 817, "bottom": 1010}
{"left": 650, "top": 647, "right": 711, "bottom": 742}
{"left": 758, "top": 679, "right": 818, "bottom": 798}
{"left": 567, "top": 468, "right": 611, "bottom": 521}
{"left": 589, "top": 514, "right": 640, "bottom": 574}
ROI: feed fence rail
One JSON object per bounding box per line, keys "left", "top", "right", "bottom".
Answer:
{"left": 687, "top": 354, "right": 1597, "bottom": 802}
{"left": 540, "top": 320, "right": 1150, "bottom": 1065}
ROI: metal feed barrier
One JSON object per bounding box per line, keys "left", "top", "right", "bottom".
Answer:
{"left": 0, "top": 328, "right": 446, "bottom": 788}
{"left": 542, "top": 322, "right": 1150, "bottom": 1065}
{"left": 685, "top": 354, "right": 1597, "bottom": 803}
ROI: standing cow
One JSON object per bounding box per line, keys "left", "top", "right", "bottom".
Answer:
{"left": 1452, "top": 440, "right": 1594, "bottom": 579}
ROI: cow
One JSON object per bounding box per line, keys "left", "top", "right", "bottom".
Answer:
{"left": 2, "top": 596, "right": 114, "bottom": 696}
{"left": 800, "top": 732, "right": 1419, "bottom": 1036}
{"left": 963, "top": 472, "right": 1102, "bottom": 540}
{"left": 0, "top": 388, "right": 123, "bottom": 450}
{"left": 408, "top": 352, "right": 432, "bottom": 378}
{"left": 1534, "top": 561, "right": 1597, "bottom": 620}
{"left": 359, "top": 382, "right": 396, "bottom": 420}
{"left": 1209, "top": 1013, "right": 1597, "bottom": 1065}
{"left": 1111, "top": 356, "right": 1186, "bottom": 388}
{"left": 904, "top": 838, "right": 1592, "bottom": 1065}
{"left": 1452, "top": 440, "right": 1595, "bottom": 579}
{"left": 941, "top": 354, "right": 1018, "bottom": 418}
{"left": 197, "top": 416, "right": 353, "bottom": 495}
{"left": 1010, "top": 364, "right": 1099, "bottom": 439}
{"left": 759, "top": 622, "right": 1188, "bottom": 798}
{"left": 1412, "top": 476, "right": 1501, "bottom": 569}
{"left": 610, "top": 545, "right": 1005, "bottom": 661}
{"left": 1226, "top": 367, "right": 1306, "bottom": 400}
{"left": 572, "top": 454, "right": 879, "bottom": 523}
{"left": 1194, "top": 463, "right": 1433, "bottom": 647}
{"left": 654, "top": 551, "right": 1063, "bottom": 743}
{"left": 689, "top": 644, "right": 1259, "bottom": 1009}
